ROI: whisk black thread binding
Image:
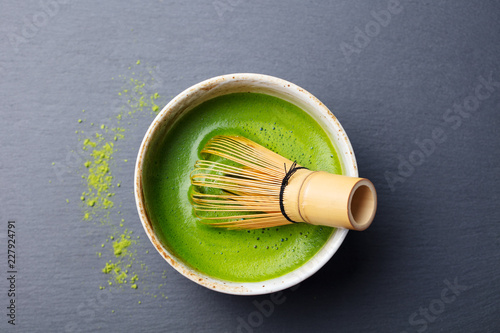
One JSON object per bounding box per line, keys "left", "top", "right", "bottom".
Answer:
{"left": 279, "top": 162, "right": 308, "bottom": 223}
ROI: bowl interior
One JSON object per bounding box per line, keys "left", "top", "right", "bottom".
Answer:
{"left": 135, "top": 73, "right": 356, "bottom": 295}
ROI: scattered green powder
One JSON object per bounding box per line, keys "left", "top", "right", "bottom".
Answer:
{"left": 116, "top": 271, "right": 127, "bottom": 284}
{"left": 74, "top": 62, "right": 168, "bottom": 301}
{"left": 80, "top": 138, "right": 115, "bottom": 214}
{"left": 113, "top": 232, "right": 132, "bottom": 256}
{"left": 102, "top": 262, "right": 115, "bottom": 274}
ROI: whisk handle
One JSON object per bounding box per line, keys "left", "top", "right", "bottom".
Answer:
{"left": 286, "top": 171, "right": 377, "bottom": 230}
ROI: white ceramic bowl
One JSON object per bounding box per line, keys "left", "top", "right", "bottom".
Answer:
{"left": 134, "top": 73, "right": 357, "bottom": 295}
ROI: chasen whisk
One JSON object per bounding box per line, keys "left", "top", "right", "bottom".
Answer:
{"left": 190, "top": 135, "right": 377, "bottom": 230}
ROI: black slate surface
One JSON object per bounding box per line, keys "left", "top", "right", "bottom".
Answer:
{"left": 1, "top": 0, "right": 499, "bottom": 332}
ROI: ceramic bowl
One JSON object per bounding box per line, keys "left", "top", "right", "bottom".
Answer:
{"left": 134, "top": 73, "right": 357, "bottom": 295}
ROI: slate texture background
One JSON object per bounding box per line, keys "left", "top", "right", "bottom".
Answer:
{"left": 1, "top": 0, "right": 499, "bottom": 332}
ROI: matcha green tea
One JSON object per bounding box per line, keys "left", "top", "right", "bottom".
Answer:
{"left": 142, "top": 93, "right": 342, "bottom": 282}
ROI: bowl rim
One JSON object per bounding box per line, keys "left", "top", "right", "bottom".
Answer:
{"left": 134, "top": 73, "right": 357, "bottom": 295}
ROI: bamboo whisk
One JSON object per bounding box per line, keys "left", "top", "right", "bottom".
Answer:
{"left": 190, "top": 136, "right": 377, "bottom": 230}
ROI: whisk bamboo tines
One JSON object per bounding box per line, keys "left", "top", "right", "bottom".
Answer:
{"left": 190, "top": 135, "right": 377, "bottom": 231}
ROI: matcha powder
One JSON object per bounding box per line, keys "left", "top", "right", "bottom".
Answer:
{"left": 72, "top": 61, "right": 168, "bottom": 300}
